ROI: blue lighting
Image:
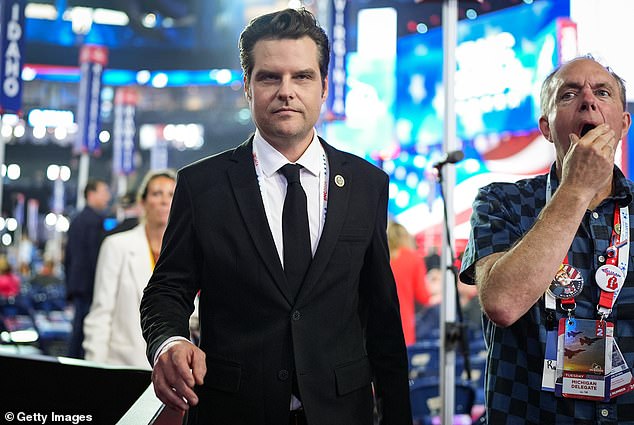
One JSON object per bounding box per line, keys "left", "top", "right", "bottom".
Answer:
{"left": 27, "top": 66, "right": 243, "bottom": 87}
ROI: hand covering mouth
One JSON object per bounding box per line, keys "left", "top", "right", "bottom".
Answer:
{"left": 579, "top": 123, "right": 595, "bottom": 137}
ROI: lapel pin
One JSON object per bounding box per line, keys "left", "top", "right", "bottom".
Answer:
{"left": 334, "top": 175, "right": 345, "bottom": 187}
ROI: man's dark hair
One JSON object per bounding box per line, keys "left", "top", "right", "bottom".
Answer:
{"left": 239, "top": 8, "right": 330, "bottom": 86}
{"left": 83, "top": 178, "right": 107, "bottom": 200}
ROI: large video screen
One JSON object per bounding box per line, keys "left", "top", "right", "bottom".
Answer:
{"left": 392, "top": 0, "right": 572, "bottom": 242}
{"left": 326, "top": 0, "right": 574, "bottom": 247}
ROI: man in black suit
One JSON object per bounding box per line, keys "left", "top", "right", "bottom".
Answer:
{"left": 140, "top": 8, "right": 412, "bottom": 425}
{"left": 65, "top": 178, "right": 111, "bottom": 358}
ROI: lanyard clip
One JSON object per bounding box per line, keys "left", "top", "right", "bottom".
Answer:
{"left": 607, "top": 240, "right": 628, "bottom": 258}
{"left": 561, "top": 300, "right": 576, "bottom": 323}
{"left": 597, "top": 304, "right": 611, "bottom": 321}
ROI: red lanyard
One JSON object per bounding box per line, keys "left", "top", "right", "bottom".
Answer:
{"left": 560, "top": 207, "right": 623, "bottom": 315}
{"left": 559, "top": 255, "right": 576, "bottom": 310}
{"left": 597, "top": 207, "right": 625, "bottom": 316}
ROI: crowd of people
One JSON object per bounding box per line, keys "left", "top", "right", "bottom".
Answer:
{"left": 0, "top": 170, "right": 184, "bottom": 359}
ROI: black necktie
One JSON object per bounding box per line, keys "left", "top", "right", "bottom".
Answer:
{"left": 280, "top": 164, "right": 312, "bottom": 297}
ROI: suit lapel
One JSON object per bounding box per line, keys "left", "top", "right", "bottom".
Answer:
{"left": 297, "top": 140, "right": 351, "bottom": 303}
{"left": 227, "top": 139, "right": 295, "bottom": 305}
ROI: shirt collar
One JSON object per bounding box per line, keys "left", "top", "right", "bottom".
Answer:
{"left": 253, "top": 129, "right": 324, "bottom": 178}
{"left": 612, "top": 166, "right": 633, "bottom": 206}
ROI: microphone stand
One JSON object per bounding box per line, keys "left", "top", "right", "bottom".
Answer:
{"left": 435, "top": 164, "right": 472, "bottom": 382}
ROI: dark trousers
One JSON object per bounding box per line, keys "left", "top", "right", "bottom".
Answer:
{"left": 68, "top": 297, "right": 90, "bottom": 359}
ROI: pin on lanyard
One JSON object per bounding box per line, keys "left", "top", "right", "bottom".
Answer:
{"left": 551, "top": 256, "right": 582, "bottom": 319}
{"left": 596, "top": 205, "right": 630, "bottom": 319}
{"left": 544, "top": 174, "right": 630, "bottom": 319}
{"left": 545, "top": 175, "right": 582, "bottom": 317}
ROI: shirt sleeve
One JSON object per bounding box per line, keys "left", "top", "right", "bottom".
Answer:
{"left": 459, "top": 183, "right": 527, "bottom": 285}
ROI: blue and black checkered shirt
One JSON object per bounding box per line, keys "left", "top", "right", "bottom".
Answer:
{"left": 460, "top": 164, "right": 634, "bottom": 424}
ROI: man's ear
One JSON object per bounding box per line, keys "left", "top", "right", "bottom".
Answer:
{"left": 321, "top": 75, "right": 329, "bottom": 101}
{"left": 244, "top": 76, "right": 251, "bottom": 100}
{"left": 539, "top": 116, "right": 553, "bottom": 143}
{"left": 621, "top": 111, "right": 632, "bottom": 140}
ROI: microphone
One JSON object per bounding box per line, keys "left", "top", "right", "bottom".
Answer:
{"left": 433, "top": 150, "right": 464, "bottom": 169}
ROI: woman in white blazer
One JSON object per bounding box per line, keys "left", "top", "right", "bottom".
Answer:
{"left": 83, "top": 169, "right": 176, "bottom": 368}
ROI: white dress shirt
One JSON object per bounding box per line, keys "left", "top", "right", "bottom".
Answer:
{"left": 252, "top": 128, "right": 329, "bottom": 264}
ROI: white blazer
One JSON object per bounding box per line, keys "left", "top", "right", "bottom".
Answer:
{"left": 83, "top": 224, "right": 152, "bottom": 369}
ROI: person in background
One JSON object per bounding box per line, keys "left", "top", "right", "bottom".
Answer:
{"left": 83, "top": 170, "right": 176, "bottom": 368}
{"left": 140, "top": 8, "right": 412, "bottom": 425}
{"left": 17, "top": 235, "right": 35, "bottom": 280}
{"left": 460, "top": 56, "right": 634, "bottom": 423}
{"left": 30, "top": 258, "right": 62, "bottom": 288}
{"left": 387, "top": 220, "right": 429, "bottom": 345}
{"left": 414, "top": 262, "right": 442, "bottom": 339}
{"left": 106, "top": 190, "right": 141, "bottom": 236}
{"left": 0, "top": 254, "right": 20, "bottom": 298}
{"left": 415, "top": 253, "right": 481, "bottom": 339}
{"left": 64, "top": 178, "right": 111, "bottom": 359}
{"left": 423, "top": 253, "right": 443, "bottom": 306}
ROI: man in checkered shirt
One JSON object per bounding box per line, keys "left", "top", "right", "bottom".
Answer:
{"left": 460, "top": 56, "right": 634, "bottom": 424}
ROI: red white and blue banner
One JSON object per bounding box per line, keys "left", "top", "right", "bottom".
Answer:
{"left": 0, "top": 0, "right": 26, "bottom": 114}
{"left": 113, "top": 87, "right": 138, "bottom": 175}
{"left": 325, "top": 0, "right": 347, "bottom": 121}
{"left": 75, "top": 44, "right": 108, "bottom": 154}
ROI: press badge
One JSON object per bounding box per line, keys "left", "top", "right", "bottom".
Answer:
{"left": 558, "top": 318, "right": 612, "bottom": 401}
{"left": 541, "top": 327, "right": 558, "bottom": 392}
{"left": 607, "top": 338, "right": 634, "bottom": 398}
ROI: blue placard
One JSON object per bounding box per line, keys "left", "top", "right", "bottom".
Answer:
{"left": 326, "top": 0, "right": 347, "bottom": 121}
{"left": 0, "top": 0, "right": 25, "bottom": 114}
{"left": 75, "top": 45, "right": 108, "bottom": 154}
{"left": 113, "top": 92, "right": 136, "bottom": 176}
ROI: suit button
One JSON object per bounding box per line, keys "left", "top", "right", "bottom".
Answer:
{"left": 278, "top": 369, "right": 289, "bottom": 381}
{"left": 292, "top": 310, "right": 301, "bottom": 321}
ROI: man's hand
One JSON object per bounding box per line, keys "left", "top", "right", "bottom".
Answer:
{"left": 152, "top": 340, "right": 207, "bottom": 412}
{"left": 562, "top": 123, "right": 617, "bottom": 199}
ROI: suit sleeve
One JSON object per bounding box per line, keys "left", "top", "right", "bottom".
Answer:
{"left": 83, "top": 235, "right": 123, "bottom": 363}
{"left": 140, "top": 171, "right": 201, "bottom": 363}
{"left": 362, "top": 175, "right": 413, "bottom": 424}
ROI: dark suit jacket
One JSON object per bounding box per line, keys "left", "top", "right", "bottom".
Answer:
{"left": 141, "top": 137, "right": 412, "bottom": 425}
{"left": 64, "top": 206, "right": 105, "bottom": 301}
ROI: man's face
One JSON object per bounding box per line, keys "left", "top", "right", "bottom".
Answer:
{"left": 90, "top": 182, "right": 111, "bottom": 211}
{"left": 244, "top": 36, "right": 328, "bottom": 151}
{"left": 539, "top": 59, "right": 631, "bottom": 162}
